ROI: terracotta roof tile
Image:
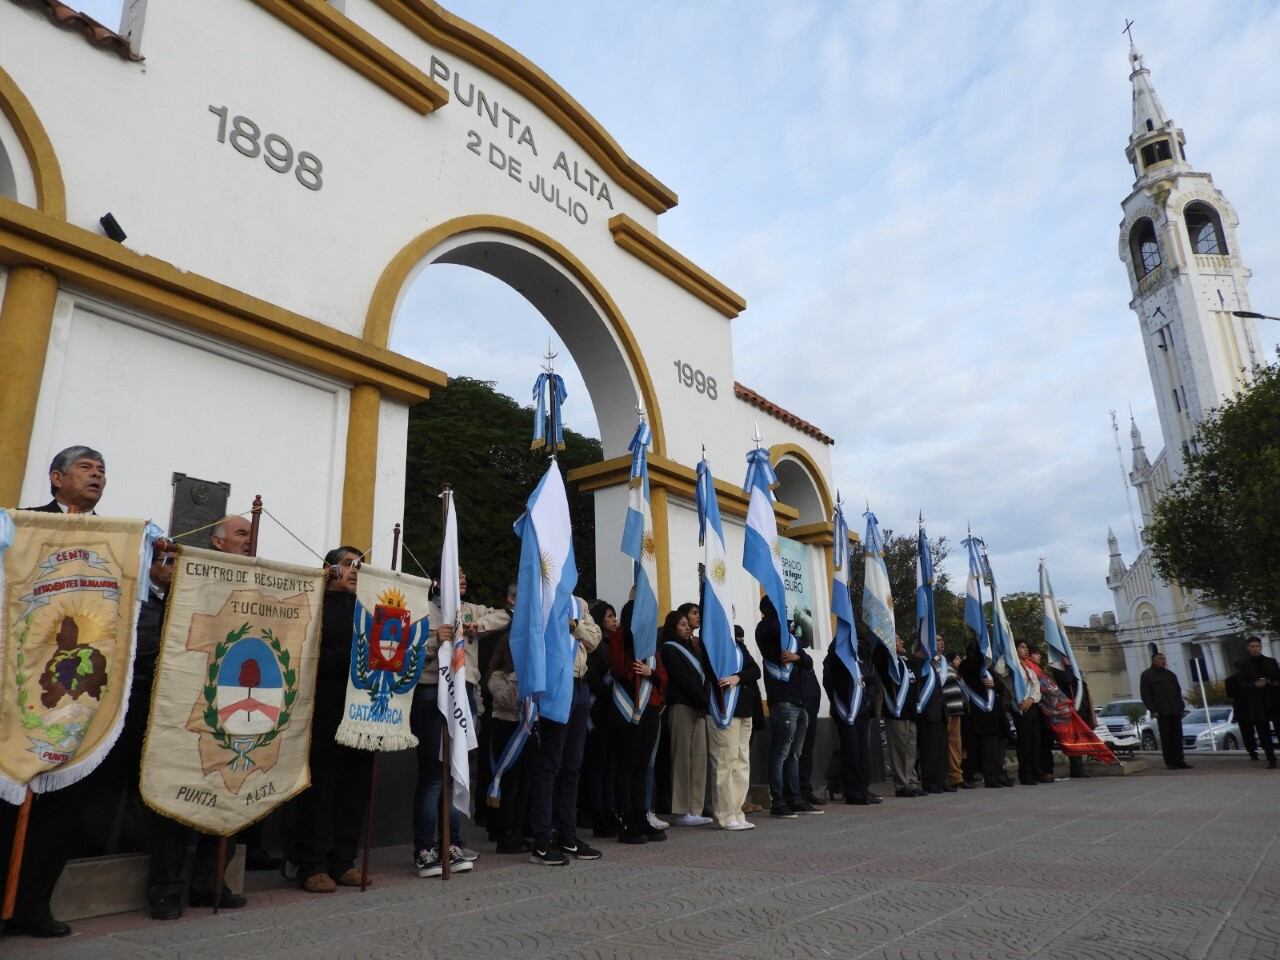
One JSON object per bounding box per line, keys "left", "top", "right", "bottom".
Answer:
{"left": 9, "top": 0, "right": 141, "bottom": 61}
{"left": 733, "top": 382, "right": 834, "bottom": 445}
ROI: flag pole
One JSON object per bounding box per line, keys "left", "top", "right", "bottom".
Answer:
{"left": 1, "top": 789, "right": 33, "bottom": 929}
{"left": 359, "top": 523, "right": 399, "bottom": 892}
{"left": 439, "top": 486, "right": 453, "bottom": 881}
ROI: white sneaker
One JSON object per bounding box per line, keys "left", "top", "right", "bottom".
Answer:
{"left": 670, "top": 814, "right": 713, "bottom": 827}
{"left": 725, "top": 820, "right": 755, "bottom": 831}
{"left": 645, "top": 812, "right": 669, "bottom": 830}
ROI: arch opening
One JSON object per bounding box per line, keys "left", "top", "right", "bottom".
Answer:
{"left": 1129, "top": 219, "right": 1161, "bottom": 279}
{"left": 0, "top": 140, "right": 15, "bottom": 201}
{"left": 774, "top": 458, "right": 826, "bottom": 527}
{"left": 1184, "top": 201, "right": 1227, "bottom": 256}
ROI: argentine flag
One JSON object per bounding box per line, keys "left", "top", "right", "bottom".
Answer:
{"left": 742, "top": 446, "right": 791, "bottom": 680}
{"left": 915, "top": 525, "right": 940, "bottom": 711}
{"left": 510, "top": 462, "right": 578, "bottom": 723}
{"left": 962, "top": 534, "right": 992, "bottom": 662}
{"left": 697, "top": 457, "right": 742, "bottom": 729}
{"left": 618, "top": 420, "right": 659, "bottom": 722}
{"left": 1040, "top": 560, "right": 1083, "bottom": 709}
{"left": 830, "top": 498, "right": 863, "bottom": 725}
{"left": 861, "top": 509, "right": 897, "bottom": 671}
{"left": 983, "top": 548, "right": 1027, "bottom": 702}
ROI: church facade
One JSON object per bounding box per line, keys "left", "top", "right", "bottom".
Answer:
{"left": 1107, "top": 42, "right": 1271, "bottom": 691}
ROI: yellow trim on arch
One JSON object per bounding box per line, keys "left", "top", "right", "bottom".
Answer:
{"left": 362, "top": 213, "right": 667, "bottom": 456}
{"left": 768, "top": 443, "right": 833, "bottom": 518}
{"left": 608, "top": 214, "right": 745, "bottom": 319}
{"left": 0, "top": 65, "right": 66, "bottom": 219}
{"left": 369, "top": 0, "right": 678, "bottom": 214}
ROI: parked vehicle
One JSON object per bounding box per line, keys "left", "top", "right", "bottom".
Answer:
{"left": 1181, "top": 706, "right": 1242, "bottom": 751}
{"left": 1097, "top": 699, "right": 1149, "bottom": 750}
{"left": 1094, "top": 720, "right": 1139, "bottom": 756}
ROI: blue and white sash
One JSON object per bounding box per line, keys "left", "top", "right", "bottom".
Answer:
{"left": 487, "top": 697, "right": 537, "bottom": 806}
{"left": 916, "top": 659, "right": 939, "bottom": 713}
{"left": 610, "top": 654, "right": 655, "bottom": 724}
{"left": 831, "top": 664, "right": 866, "bottom": 726}
{"left": 882, "top": 656, "right": 913, "bottom": 718}
{"left": 706, "top": 645, "right": 743, "bottom": 731}
{"left": 662, "top": 641, "right": 705, "bottom": 683}
{"left": 957, "top": 668, "right": 996, "bottom": 713}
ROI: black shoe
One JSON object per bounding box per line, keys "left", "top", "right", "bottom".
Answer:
{"left": 496, "top": 836, "right": 530, "bottom": 854}
{"left": 642, "top": 822, "right": 668, "bottom": 842}
{"left": 770, "top": 802, "right": 799, "bottom": 818}
{"left": 848, "top": 795, "right": 883, "bottom": 805}
{"left": 999, "top": 776, "right": 1016, "bottom": 787}
{"left": 788, "top": 799, "right": 825, "bottom": 815}
{"left": 529, "top": 846, "right": 568, "bottom": 866}
{"left": 244, "top": 846, "right": 281, "bottom": 871}
{"left": 559, "top": 838, "right": 602, "bottom": 860}
{"left": 1249, "top": 752, "right": 1260, "bottom": 761}
{"left": 150, "top": 895, "right": 183, "bottom": 921}
{"left": 984, "top": 780, "right": 1003, "bottom": 788}
{"left": 801, "top": 792, "right": 827, "bottom": 807}
{"left": 894, "top": 788, "right": 916, "bottom": 798}
{"left": 959, "top": 780, "right": 978, "bottom": 790}
{"left": 1175, "top": 762, "right": 1193, "bottom": 770}
{"left": 188, "top": 887, "right": 248, "bottom": 909}
{"left": 943, "top": 785, "right": 959, "bottom": 792}
{"left": 6, "top": 916, "right": 71, "bottom": 938}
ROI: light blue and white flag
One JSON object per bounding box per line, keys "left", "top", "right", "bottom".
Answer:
{"left": 982, "top": 547, "right": 1027, "bottom": 702}
{"left": 915, "top": 523, "right": 939, "bottom": 711}
{"left": 958, "top": 534, "right": 995, "bottom": 713}
{"left": 742, "top": 446, "right": 791, "bottom": 680}
{"left": 698, "top": 456, "right": 741, "bottom": 729}
{"left": 510, "top": 462, "right": 579, "bottom": 723}
{"left": 616, "top": 418, "right": 658, "bottom": 723}
{"left": 1040, "top": 559, "right": 1083, "bottom": 709}
{"left": 830, "top": 496, "right": 864, "bottom": 726}
{"left": 861, "top": 508, "right": 897, "bottom": 677}
{"left": 531, "top": 370, "right": 567, "bottom": 451}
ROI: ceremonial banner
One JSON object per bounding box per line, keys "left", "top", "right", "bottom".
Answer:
{"left": 0, "top": 510, "right": 160, "bottom": 802}
{"left": 1026, "top": 659, "right": 1117, "bottom": 764}
{"left": 335, "top": 565, "right": 430, "bottom": 752}
{"left": 140, "top": 547, "right": 323, "bottom": 835}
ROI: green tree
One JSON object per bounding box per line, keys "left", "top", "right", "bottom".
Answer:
{"left": 401, "top": 376, "right": 601, "bottom": 607}
{"left": 850, "top": 528, "right": 962, "bottom": 653}
{"left": 998, "top": 592, "right": 1045, "bottom": 652}
{"left": 1147, "top": 356, "right": 1280, "bottom": 633}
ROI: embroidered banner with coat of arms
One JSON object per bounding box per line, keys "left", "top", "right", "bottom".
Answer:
{"left": 0, "top": 510, "right": 161, "bottom": 803}
{"left": 139, "top": 546, "right": 323, "bottom": 836}
{"left": 334, "top": 565, "right": 430, "bottom": 752}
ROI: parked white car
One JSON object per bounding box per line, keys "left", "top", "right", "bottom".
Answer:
{"left": 1181, "top": 706, "right": 1242, "bottom": 752}
{"left": 1097, "top": 699, "right": 1147, "bottom": 752}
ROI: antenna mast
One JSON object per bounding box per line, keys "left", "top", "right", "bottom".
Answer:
{"left": 1110, "top": 410, "right": 1142, "bottom": 553}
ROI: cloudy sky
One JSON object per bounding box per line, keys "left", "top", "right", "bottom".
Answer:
{"left": 79, "top": 1, "right": 1280, "bottom": 618}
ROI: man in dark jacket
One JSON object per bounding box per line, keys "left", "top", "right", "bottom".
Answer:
{"left": 960, "top": 645, "right": 1009, "bottom": 788}
{"left": 874, "top": 637, "right": 922, "bottom": 797}
{"left": 823, "top": 644, "right": 881, "bottom": 805}
{"left": 1234, "top": 637, "right": 1280, "bottom": 768}
{"left": 794, "top": 627, "right": 825, "bottom": 806}
{"left": 756, "top": 598, "right": 821, "bottom": 817}
{"left": 1140, "top": 652, "right": 1190, "bottom": 770}
{"left": 913, "top": 644, "right": 949, "bottom": 794}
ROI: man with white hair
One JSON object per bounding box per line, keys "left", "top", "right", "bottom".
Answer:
{"left": 210, "top": 514, "right": 252, "bottom": 555}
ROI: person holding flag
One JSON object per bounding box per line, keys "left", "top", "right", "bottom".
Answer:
{"left": 823, "top": 496, "right": 881, "bottom": 807}
{"left": 1041, "top": 559, "right": 1092, "bottom": 778}
{"left": 914, "top": 521, "right": 949, "bottom": 794}
{"left": 984, "top": 545, "right": 1041, "bottom": 785}
{"left": 697, "top": 455, "right": 759, "bottom": 831}
{"left": 958, "top": 533, "right": 1008, "bottom": 787}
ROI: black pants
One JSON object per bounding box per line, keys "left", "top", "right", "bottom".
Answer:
{"left": 1157, "top": 714, "right": 1185, "bottom": 768}
{"left": 288, "top": 680, "right": 374, "bottom": 880}
{"left": 1015, "top": 709, "right": 1041, "bottom": 782}
{"left": 612, "top": 707, "right": 661, "bottom": 819}
{"left": 1241, "top": 720, "right": 1275, "bottom": 761}
{"left": 147, "top": 814, "right": 223, "bottom": 902}
{"left": 489, "top": 718, "right": 534, "bottom": 840}
{"left": 531, "top": 680, "right": 590, "bottom": 847}
{"left": 579, "top": 701, "right": 616, "bottom": 824}
{"left": 973, "top": 734, "right": 1003, "bottom": 785}
{"left": 797, "top": 702, "right": 820, "bottom": 797}
{"left": 1037, "top": 713, "right": 1056, "bottom": 777}
{"left": 916, "top": 720, "right": 948, "bottom": 789}
{"left": 835, "top": 715, "right": 873, "bottom": 801}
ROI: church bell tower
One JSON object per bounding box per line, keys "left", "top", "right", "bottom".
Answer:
{"left": 1117, "top": 42, "right": 1262, "bottom": 480}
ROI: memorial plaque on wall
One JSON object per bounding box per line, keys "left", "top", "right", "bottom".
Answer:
{"left": 169, "top": 473, "right": 230, "bottom": 548}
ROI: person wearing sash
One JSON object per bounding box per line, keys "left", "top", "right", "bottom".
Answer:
{"left": 485, "top": 629, "right": 534, "bottom": 853}
{"left": 1050, "top": 655, "right": 1092, "bottom": 778}
{"left": 874, "top": 636, "right": 922, "bottom": 798}
{"left": 661, "top": 609, "right": 712, "bottom": 827}
{"left": 0, "top": 446, "right": 107, "bottom": 937}
{"left": 580, "top": 601, "right": 618, "bottom": 839}
{"left": 1012, "top": 642, "right": 1044, "bottom": 785}
{"left": 959, "top": 644, "right": 1008, "bottom": 788}
{"left": 756, "top": 597, "right": 822, "bottom": 817}
{"left": 289, "top": 546, "right": 375, "bottom": 893}
{"left": 701, "top": 622, "right": 761, "bottom": 830}
{"left": 608, "top": 599, "right": 667, "bottom": 844}
{"left": 913, "top": 640, "right": 949, "bottom": 794}
{"left": 937, "top": 636, "right": 969, "bottom": 789}
{"left": 823, "top": 642, "right": 882, "bottom": 806}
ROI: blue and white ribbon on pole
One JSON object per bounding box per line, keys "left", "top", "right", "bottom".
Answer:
{"left": 509, "top": 461, "right": 579, "bottom": 723}
{"left": 617, "top": 416, "right": 658, "bottom": 723}
{"left": 1040, "top": 559, "right": 1083, "bottom": 709}
{"left": 982, "top": 545, "right": 1027, "bottom": 702}
{"left": 487, "top": 698, "right": 536, "bottom": 805}
{"left": 915, "top": 523, "right": 939, "bottom": 712}
{"left": 697, "top": 455, "right": 742, "bottom": 729}
{"left": 742, "top": 443, "right": 791, "bottom": 681}
{"left": 960, "top": 533, "right": 995, "bottom": 712}
{"left": 830, "top": 496, "right": 864, "bottom": 725}
{"left": 531, "top": 371, "right": 567, "bottom": 451}
{"left": 861, "top": 507, "right": 898, "bottom": 680}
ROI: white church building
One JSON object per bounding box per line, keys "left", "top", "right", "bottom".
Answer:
{"left": 1107, "top": 42, "right": 1271, "bottom": 690}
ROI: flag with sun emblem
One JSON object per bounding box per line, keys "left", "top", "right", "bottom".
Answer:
{"left": 510, "top": 462, "right": 577, "bottom": 724}
{"left": 616, "top": 417, "right": 659, "bottom": 723}
{"left": 0, "top": 510, "right": 161, "bottom": 802}
{"left": 140, "top": 546, "right": 323, "bottom": 836}
{"left": 742, "top": 444, "right": 792, "bottom": 681}
{"left": 335, "top": 565, "right": 431, "bottom": 751}
{"left": 696, "top": 457, "right": 741, "bottom": 729}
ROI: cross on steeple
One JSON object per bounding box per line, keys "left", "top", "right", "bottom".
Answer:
{"left": 1122, "top": 18, "right": 1135, "bottom": 47}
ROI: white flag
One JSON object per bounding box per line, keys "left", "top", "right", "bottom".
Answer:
{"left": 438, "top": 493, "right": 477, "bottom": 815}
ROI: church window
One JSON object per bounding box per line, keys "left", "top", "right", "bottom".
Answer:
{"left": 1130, "top": 219, "right": 1161, "bottom": 278}
{"left": 1139, "top": 139, "right": 1172, "bottom": 168}
{"left": 1146, "top": 119, "right": 1155, "bottom": 132}
{"left": 1184, "top": 202, "right": 1227, "bottom": 255}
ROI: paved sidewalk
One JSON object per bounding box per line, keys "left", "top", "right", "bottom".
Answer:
{"left": 4, "top": 759, "right": 1277, "bottom": 959}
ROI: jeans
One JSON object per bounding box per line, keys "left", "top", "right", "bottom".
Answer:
{"left": 410, "top": 684, "right": 475, "bottom": 852}
{"left": 531, "top": 679, "right": 591, "bottom": 847}
{"left": 767, "top": 701, "right": 808, "bottom": 803}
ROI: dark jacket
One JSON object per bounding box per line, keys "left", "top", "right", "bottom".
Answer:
{"left": 872, "top": 644, "right": 916, "bottom": 720}
{"left": 1234, "top": 654, "right": 1280, "bottom": 723}
{"left": 701, "top": 639, "right": 762, "bottom": 719}
{"left": 755, "top": 611, "right": 812, "bottom": 707}
{"left": 912, "top": 653, "right": 945, "bottom": 723}
{"left": 134, "top": 587, "right": 167, "bottom": 680}
{"left": 960, "top": 648, "right": 1004, "bottom": 737}
{"left": 660, "top": 636, "right": 708, "bottom": 711}
{"left": 822, "top": 646, "right": 877, "bottom": 722}
{"left": 1140, "top": 665, "right": 1183, "bottom": 716}
{"left": 319, "top": 590, "right": 357, "bottom": 685}
{"left": 24, "top": 500, "right": 66, "bottom": 513}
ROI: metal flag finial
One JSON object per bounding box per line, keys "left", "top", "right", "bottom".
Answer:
{"left": 543, "top": 339, "right": 558, "bottom": 375}
{"left": 636, "top": 403, "right": 646, "bottom": 423}
{"left": 751, "top": 423, "right": 763, "bottom": 448}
